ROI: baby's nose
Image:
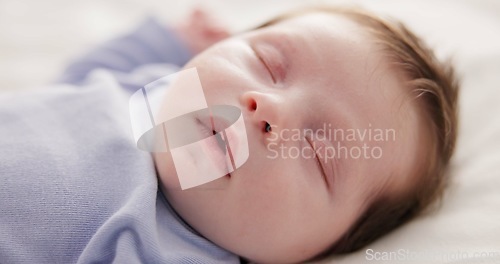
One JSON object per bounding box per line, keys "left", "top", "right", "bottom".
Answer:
{"left": 239, "top": 90, "right": 286, "bottom": 134}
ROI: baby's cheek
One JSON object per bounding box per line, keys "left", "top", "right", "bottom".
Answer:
{"left": 154, "top": 152, "right": 181, "bottom": 190}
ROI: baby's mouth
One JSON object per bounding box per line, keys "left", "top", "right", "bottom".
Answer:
{"left": 214, "top": 132, "right": 227, "bottom": 154}
{"left": 195, "top": 112, "right": 234, "bottom": 173}
{"left": 169, "top": 104, "right": 246, "bottom": 189}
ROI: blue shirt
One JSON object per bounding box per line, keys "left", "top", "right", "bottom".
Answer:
{"left": 0, "top": 18, "right": 240, "bottom": 264}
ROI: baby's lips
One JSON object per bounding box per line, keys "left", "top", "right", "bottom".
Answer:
{"left": 221, "top": 108, "right": 249, "bottom": 173}
{"left": 169, "top": 105, "right": 249, "bottom": 190}
{"left": 200, "top": 104, "right": 250, "bottom": 174}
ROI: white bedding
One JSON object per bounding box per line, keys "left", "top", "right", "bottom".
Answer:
{"left": 1, "top": 0, "right": 499, "bottom": 263}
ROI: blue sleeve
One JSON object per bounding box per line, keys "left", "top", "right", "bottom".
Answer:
{"left": 58, "top": 17, "right": 193, "bottom": 85}
{"left": 0, "top": 78, "right": 240, "bottom": 264}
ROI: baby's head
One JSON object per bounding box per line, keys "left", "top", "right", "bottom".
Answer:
{"left": 154, "top": 6, "right": 459, "bottom": 263}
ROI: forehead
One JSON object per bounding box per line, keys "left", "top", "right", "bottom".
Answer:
{"left": 256, "top": 12, "right": 386, "bottom": 88}
{"left": 262, "top": 12, "right": 371, "bottom": 55}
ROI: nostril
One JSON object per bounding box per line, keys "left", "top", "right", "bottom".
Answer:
{"left": 264, "top": 122, "right": 272, "bottom": 133}
{"left": 249, "top": 99, "right": 257, "bottom": 111}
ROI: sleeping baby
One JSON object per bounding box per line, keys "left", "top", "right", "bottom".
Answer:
{"left": 0, "top": 6, "right": 459, "bottom": 264}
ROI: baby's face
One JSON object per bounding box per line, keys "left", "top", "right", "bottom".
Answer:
{"left": 155, "top": 12, "right": 426, "bottom": 263}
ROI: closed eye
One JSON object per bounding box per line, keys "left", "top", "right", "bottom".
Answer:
{"left": 305, "top": 135, "right": 329, "bottom": 189}
{"left": 253, "top": 47, "right": 276, "bottom": 83}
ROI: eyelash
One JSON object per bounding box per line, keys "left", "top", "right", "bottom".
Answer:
{"left": 305, "top": 136, "right": 329, "bottom": 187}
{"left": 261, "top": 57, "right": 276, "bottom": 83}
{"left": 253, "top": 48, "right": 277, "bottom": 83}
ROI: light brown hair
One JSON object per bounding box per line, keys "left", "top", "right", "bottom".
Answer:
{"left": 257, "top": 6, "right": 460, "bottom": 259}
